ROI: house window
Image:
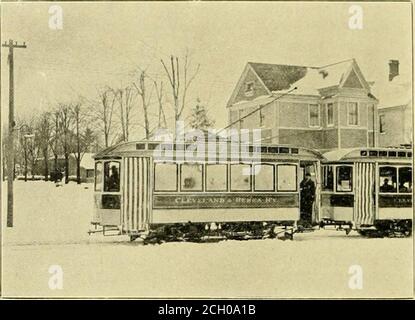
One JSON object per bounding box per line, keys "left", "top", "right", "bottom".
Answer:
{"left": 238, "top": 109, "right": 245, "bottom": 128}
{"left": 327, "top": 103, "right": 334, "bottom": 126}
{"left": 259, "top": 109, "right": 265, "bottom": 127}
{"left": 379, "top": 114, "right": 386, "bottom": 133}
{"left": 230, "top": 110, "right": 238, "bottom": 124}
{"left": 309, "top": 104, "right": 320, "bottom": 127}
{"left": 245, "top": 81, "right": 254, "bottom": 97}
{"left": 86, "top": 169, "right": 94, "bottom": 178}
{"left": 348, "top": 102, "right": 359, "bottom": 126}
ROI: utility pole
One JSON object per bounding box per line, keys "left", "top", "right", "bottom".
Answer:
{"left": 2, "top": 39, "right": 27, "bottom": 227}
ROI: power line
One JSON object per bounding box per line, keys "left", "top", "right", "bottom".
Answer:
{"left": 216, "top": 87, "right": 298, "bottom": 135}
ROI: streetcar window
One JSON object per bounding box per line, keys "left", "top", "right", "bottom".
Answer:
{"left": 277, "top": 164, "right": 297, "bottom": 192}
{"left": 206, "top": 164, "right": 227, "bottom": 192}
{"left": 253, "top": 164, "right": 275, "bottom": 191}
{"left": 181, "top": 163, "right": 203, "bottom": 191}
{"left": 398, "top": 167, "right": 412, "bottom": 193}
{"left": 104, "top": 161, "right": 120, "bottom": 192}
{"left": 322, "top": 165, "right": 334, "bottom": 191}
{"left": 230, "top": 164, "right": 251, "bottom": 191}
{"left": 336, "top": 166, "right": 352, "bottom": 192}
{"left": 95, "top": 162, "right": 103, "bottom": 191}
{"left": 154, "top": 163, "right": 177, "bottom": 191}
{"left": 102, "top": 194, "right": 121, "bottom": 209}
{"left": 379, "top": 166, "right": 397, "bottom": 193}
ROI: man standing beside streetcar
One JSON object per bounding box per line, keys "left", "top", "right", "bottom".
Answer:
{"left": 299, "top": 173, "right": 316, "bottom": 228}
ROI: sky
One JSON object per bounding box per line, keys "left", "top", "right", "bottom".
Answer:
{"left": 1, "top": 1, "right": 412, "bottom": 137}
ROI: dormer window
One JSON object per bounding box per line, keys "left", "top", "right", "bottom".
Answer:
{"left": 245, "top": 81, "right": 254, "bottom": 97}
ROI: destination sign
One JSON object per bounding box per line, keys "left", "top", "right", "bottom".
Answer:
{"left": 153, "top": 193, "right": 298, "bottom": 209}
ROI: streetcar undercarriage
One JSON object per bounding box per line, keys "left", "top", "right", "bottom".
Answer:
{"left": 318, "top": 219, "right": 412, "bottom": 238}
{"left": 128, "top": 221, "right": 297, "bottom": 244}
{"left": 357, "top": 219, "right": 412, "bottom": 238}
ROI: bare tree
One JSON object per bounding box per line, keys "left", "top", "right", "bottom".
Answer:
{"left": 92, "top": 87, "right": 117, "bottom": 148}
{"left": 115, "top": 85, "right": 135, "bottom": 142}
{"left": 133, "top": 71, "right": 154, "bottom": 140}
{"left": 49, "top": 110, "right": 62, "bottom": 181}
{"left": 71, "top": 103, "right": 96, "bottom": 184}
{"left": 161, "top": 51, "right": 200, "bottom": 136}
{"left": 14, "top": 117, "right": 36, "bottom": 181}
{"left": 28, "top": 128, "right": 40, "bottom": 181}
{"left": 72, "top": 103, "right": 82, "bottom": 184}
{"left": 57, "top": 104, "right": 74, "bottom": 184}
{"left": 36, "top": 112, "right": 53, "bottom": 181}
{"left": 154, "top": 80, "right": 167, "bottom": 130}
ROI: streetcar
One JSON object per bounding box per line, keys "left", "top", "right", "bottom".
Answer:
{"left": 90, "top": 140, "right": 323, "bottom": 242}
{"left": 319, "top": 147, "right": 413, "bottom": 237}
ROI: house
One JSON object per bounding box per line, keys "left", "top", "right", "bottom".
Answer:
{"left": 372, "top": 60, "right": 412, "bottom": 147}
{"left": 34, "top": 153, "right": 95, "bottom": 182}
{"left": 226, "top": 59, "right": 379, "bottom": 152}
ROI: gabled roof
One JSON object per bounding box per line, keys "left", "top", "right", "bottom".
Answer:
{"left": 248, "top": 62, "right": 308, "bottom": 92}
{"left": 251, "top": 59, "right": 368, "bottom": 95}
{"left": 228, "top": 59, "right": 370, "bottom": 105}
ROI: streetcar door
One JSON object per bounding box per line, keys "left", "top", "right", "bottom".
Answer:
{"left": 121, "top": 157, "right": 152, "bottom": 233}
{"left": 353, "top": 162, "right": 376, "bottom": 226}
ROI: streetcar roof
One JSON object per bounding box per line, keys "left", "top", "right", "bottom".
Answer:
{"left": 323, "top": 147, "right": 413, "bottom": 162}
{"left": 93, "top": 140, "right": 324, "bottom": 160}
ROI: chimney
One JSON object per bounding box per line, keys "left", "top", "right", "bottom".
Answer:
{"left": 389, "top": 59, "right": 399, "bottom": 81}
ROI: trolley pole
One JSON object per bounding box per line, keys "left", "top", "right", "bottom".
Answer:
{"left": 2, "top": 39, "right": 27, "bottom": 227}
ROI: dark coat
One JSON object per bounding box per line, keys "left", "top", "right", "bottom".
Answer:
{"left": 300, "top": 178, "right": 316, "bottom": 203}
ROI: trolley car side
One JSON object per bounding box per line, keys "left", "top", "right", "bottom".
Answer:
{"left": 91, "top": 141, "right": 323, "bottom": 241}
{"left": 320, "top": 147, "right": 413, "bottom": 236}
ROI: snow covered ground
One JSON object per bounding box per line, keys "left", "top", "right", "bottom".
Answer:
{"left": 1, "top": 181, "right": 413, "bottom": 298}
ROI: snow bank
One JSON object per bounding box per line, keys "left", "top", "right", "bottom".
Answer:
{"left": 2, "top": 181, "right": 413, "bottom": 298}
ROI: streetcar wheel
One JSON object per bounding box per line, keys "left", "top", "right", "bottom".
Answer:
{"left": 130, "top": 235, "right": 139, "bottom": 242}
